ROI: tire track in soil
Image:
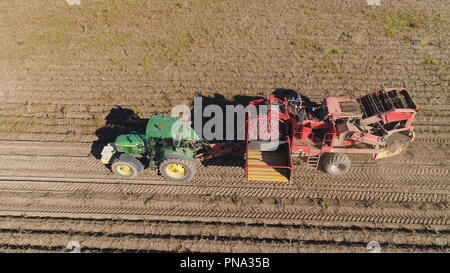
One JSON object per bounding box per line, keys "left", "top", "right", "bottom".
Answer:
{"left": 1, "top": 123, "right": 449, "bottom": 136}
{"left": 0, "top": 166, "right": 448, "bottom": 191}
{"left": 0, "top": 146, "right": 448, "bottom": 167}
{"left": 0, "top": 153, "right": 448, "bottom": 170}
{"left": 0, "top": 195, "right": 448, "bottom": 231}
{"left": 0, "top": 179, "right": 447, "bottom": 205}
{"left": 0, "top": 155, "right": 447, "bottom": 174}
{"left": 0, "top": 158, "right": 448, "bottom": 191}
{"left": 2, "top": 231, "right": 444, "bottom": 253}
{"left": 0, "top": 216, "right": 447, "bottom": 253}
{"left": 0, "top": 0, "right": 449, "bottom": 252}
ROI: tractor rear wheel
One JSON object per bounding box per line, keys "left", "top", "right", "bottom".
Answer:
{"left": 322, "top": 153, "right": 351, "bottom": 175}
{"left": 111, "top": 154, "right": 144, "bottom": 179}
{"left": 160, "top": 156, "right": 197, "bottom": 182}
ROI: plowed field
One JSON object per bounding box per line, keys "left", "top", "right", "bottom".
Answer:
{"left": 0, "top": 0, "right": 448, "bottom": 252}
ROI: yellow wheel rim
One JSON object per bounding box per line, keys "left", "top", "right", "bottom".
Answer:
{"left": 166, "top": 164, "right": 187, "bottom": 179}
{"left": 116, "top": 164, "right": 132, "bottom": 176}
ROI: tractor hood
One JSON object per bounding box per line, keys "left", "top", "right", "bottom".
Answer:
{"left": 114, "top": 133, "right": 148, "bottom": 157}
{"left": 115, "top": 134, "right": 147, "bottom": 147}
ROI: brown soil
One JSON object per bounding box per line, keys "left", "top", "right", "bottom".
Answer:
{"left": 0, "top": 0, "right": 448, "bottom": 252}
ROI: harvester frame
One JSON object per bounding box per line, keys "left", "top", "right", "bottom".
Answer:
{"left": 244, "top": 88, "right": 418, "bottom": 182}
{"left": 101, "top": 88, "right": 419, "bottom": 183}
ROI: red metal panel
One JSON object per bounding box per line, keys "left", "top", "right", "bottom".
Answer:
{"left": 383, "top": 112, "right": 413, "bottom": 123}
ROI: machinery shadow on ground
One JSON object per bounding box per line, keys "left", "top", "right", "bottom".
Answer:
{"left": 189, "top": 90, "right": 318, "bottom": 167}
{"left": 189, "top": 93, "right": 263, "bottom": 168}
{"left": 90, "top": 106, "right": 149, "bottom": 159}
{"left": 190, "top": 93, "right": 264, "bottom": 144}
{"left": 90, "top": 90, "right": 319, "bottom": 167}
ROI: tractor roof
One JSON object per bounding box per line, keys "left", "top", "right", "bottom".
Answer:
{"left": 146, "top": 115, "right": 198, "bottom": 140}
{"left": 146, "top": 115, "right": 178, "bottom": 138}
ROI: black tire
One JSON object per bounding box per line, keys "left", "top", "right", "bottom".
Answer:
{"left": 160, "top": 156, "right": 197, "bottom": 182}
{"left": 322, "top": 153, "right": 351, "bottom": 175}
{"left": 111, "top": 154, "right": 144, "bottom": 179}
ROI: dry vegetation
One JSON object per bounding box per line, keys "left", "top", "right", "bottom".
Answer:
{"left": 0, "top": 0, "right": 448, "bottom": 138}
{"left": 0, "top": 0, "right": 448, "bottom": 252}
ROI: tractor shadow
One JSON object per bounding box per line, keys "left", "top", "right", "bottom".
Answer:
{"left": 90, "top": 106, "right": 148, "bottom": 160}
{"left": 190, "top": 93, "right": 264, "bottom": 168}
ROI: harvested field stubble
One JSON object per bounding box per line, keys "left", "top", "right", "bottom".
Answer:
{"left": 0, "top": 0, "right": 448, "bottom": 252}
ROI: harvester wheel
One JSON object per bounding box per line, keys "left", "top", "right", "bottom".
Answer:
{"left": 322, "top": 153, "right": 351, "bottom": 175}
{"left": 160, "top": 156, "right": 197, "bottom": 183}
{"left": 111, "top": 154, "right": 144, "bottom": 179}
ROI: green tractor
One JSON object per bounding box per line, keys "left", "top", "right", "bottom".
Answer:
{"left": 101, "top": 115, "right": 202, "bottom": 182}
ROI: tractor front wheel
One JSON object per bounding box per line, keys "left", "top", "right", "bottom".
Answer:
{"left": 322, "top": 153, "right": 351, "bottom": 175}
{"left": 160, "top": 157, "right": 197, "bottom": 182}
{"left": 111, "top": 154, "right": 144, "bottom": 179}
